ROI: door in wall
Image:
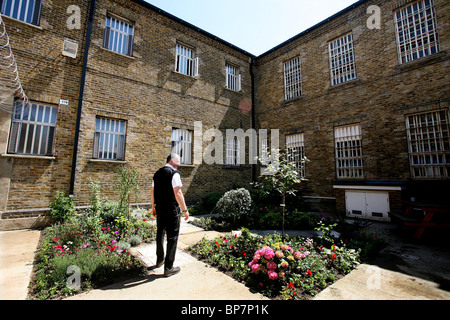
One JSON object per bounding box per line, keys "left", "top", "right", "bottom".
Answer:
{"left": 345, "top": 191, "right": 390, "bottom": 221}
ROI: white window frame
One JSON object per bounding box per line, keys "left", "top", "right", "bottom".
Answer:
{"left": 394, "top": 0, "right": 439, "bottom": 64}
{"left": 171, "top": 128, "right": 192, "bottom": 165}
{"left": 103, "top": 15, "right": 134, "bottom": 56}
{"left": 0, "top": 0, "right": 42, "bottom": 25}
{"left": 8, "top": 101, "right": 57, "bottom": 156}
{"left": 284, "top": 57, "right": 302, "bottom": 100}
{"left": 175, "top": 43, "right": 198, "bottom": 77}
{"left": 225, "top": 63, "right": 241, "bottom": 92}
{"left": 335, "top": 125, "right": 364, "bottom": 179}
{"left": 225, "top": 136, "right": 240, "bottom": 166}
{"left": 286, "top": 133, "right": 306, "bottom": 178}
{"left": 406, "top": 110, "right": 450, "bottom": 179}
{"left": 93, "top": 117, "right": 126, "bottom": 161}
{"left": 328, "top": 33, "right": 357, "bottom": 86}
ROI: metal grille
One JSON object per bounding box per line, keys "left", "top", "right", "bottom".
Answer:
{"left": 8, "top": 101, "right": 57, "bottom": 156}
{"left": 335, "top": 125, "right": 364, "bottom": 178}
{"left": 1, "top": 0, "right": 41, "bottom": 25}
{"left": 104, "top": 16, "right": 134, "bottom": 56}
{"left": 286, "top": 133, "right": 305, "bottom": 177}
{"left": 284, "top": 57, "right": 302, "bottom": 100}
{"left": 171, "top": 128, "right": 192, "bottom": 165}
{"left": 406, "top": 110, "right": 450, "bottom": 178}
{"left": 225, "top": 136, "right": 240, "bottom": 166}
{"left": 225, "top": 64, "right": 241, "bottom": 92}
{"left": 328, "top": 33, "right": 357, "bottom": 86}
{"left": 93, "top": 118, "right": 126, "bottom": 160}
{"left": 175, "top": 44, "right": 198, "bottom": 77}
{"left": 394, "top": 0, "right": 439, "bottom": 64}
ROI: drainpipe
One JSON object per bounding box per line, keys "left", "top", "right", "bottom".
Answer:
{"left": 69, "top": 0, "right": 96, "bottom": 196}
{"left": 250, "top": 56, "right": 256, "bottom": 183}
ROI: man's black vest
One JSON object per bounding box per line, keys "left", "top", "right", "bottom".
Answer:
{"left": 153, "top": 165, "right": 180, "bottom": 210}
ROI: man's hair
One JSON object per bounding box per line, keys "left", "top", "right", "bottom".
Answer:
{"left": 167, "top": 153, "right": 179, "bottom": 163}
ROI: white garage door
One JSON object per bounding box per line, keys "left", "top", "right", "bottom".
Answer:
{"left": 345, "top": 191, "right": 390, "bottom": 221}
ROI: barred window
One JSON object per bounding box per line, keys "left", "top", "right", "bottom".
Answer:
{"left": 0, "top": 0, "right": 42, "bottom": 25}
{"left": 335, "top": 125, "right": 364, "bottom": 179}
{"left": 406, "top": 110, "right": 450, "bottom": 178}
{"left": 225, "top": 136, "right": 240, "bottom": 166}
{"left": 328, "top": 33, "right": 357, "bottom": 86}
{"left": 175, "top": 44, "right": 198, "bottom": 77}
{"left": 394, "top": 0, "right": 439, "bottom": 64}
{"left": 225, "top": 64, "right": 241, "bottom": 92}
{"left": 171, "top": 128, "right": 192, "bottom": 165}
{"left": 93, "top": 117, "right": 126, "bottom": 161}
{"left": 286, "top": 133, "right": 306, "bottom": 178}
{"left": 8, "top": 101, "right": 57, "bottom": 156}
{"left": 103, "top": 15, "right": 134, "bottom": 56}
{"left": 284, "top": 57, "right": 302, "bottom": 100}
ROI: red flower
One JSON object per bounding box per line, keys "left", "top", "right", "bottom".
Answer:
{"left": 288, "top": 282, "right": 295, "bottom": 289}
{"left": 330, "top": 254, "right": 336, "bottom": 261}
{"left": 306, "top": 270, "right": 312, "bottom": 277}
{"left": 215, "top": 241, "right": 220, "bottom": 248}
{"left": 241, "top": 251, "right": 246, "bottom": 257}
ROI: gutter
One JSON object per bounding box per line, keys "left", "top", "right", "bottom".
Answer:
{"left": 250, "top": 56, "right": 257, "bottom": 183}
{"left": 69, "top": 0, "right": 96, "bottom": 196}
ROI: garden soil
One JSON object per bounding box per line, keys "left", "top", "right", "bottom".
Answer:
{"left": 1, "top": 217, "right": 450, "bottom": 300}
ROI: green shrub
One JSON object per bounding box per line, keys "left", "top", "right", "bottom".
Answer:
{"left": 48, "top": 191, "right": 76, "bottom": 223}
{"left": 215, "top": 188, "right": 253, "bottom": 225}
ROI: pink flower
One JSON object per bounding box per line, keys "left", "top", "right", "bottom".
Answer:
{"left": 280, "top": 260, "right": 289, "bottom": 268}
{"left": 279, "top": 271, "right": 285, "bottom": 278}
{"left": 268, "top": 270, "right": 278, "bottom": 280}
{"left": 275, "top": 250, "right": 284, "bottom": 258}
{"left": 294, "top": 251, "right": 301, "bottom": 259}
{"left": 251, "top": 264, "right": 260, "bottom": 273}
{"left": 266, "top": 261, "right": 277, "bottom": 270}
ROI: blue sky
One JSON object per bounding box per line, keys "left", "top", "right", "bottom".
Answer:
{"left": 143, "top": 0, "right": 360, "bottom": 56}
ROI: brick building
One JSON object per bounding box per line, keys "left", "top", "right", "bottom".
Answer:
{"left": 0, "top": 0, "right": 448, "bottom": 226}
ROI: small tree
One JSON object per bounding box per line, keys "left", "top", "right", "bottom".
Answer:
{"left": 253, "top": 149, "right": 307, "bottom": 238}
{"left": 114, "top": 164, "right": 140, "bottom": 218}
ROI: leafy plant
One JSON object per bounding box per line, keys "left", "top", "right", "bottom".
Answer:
{"left": 48, "top": 191, "right": 77, "bottom": 223}
{"left": 114, "top": 164, "right": 140, "bottom": 218}
{"left": 215, "top": 188, "right": 253, "bottom": 226}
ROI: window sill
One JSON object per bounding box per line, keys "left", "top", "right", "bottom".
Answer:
{"left": 327, "top": 78, "right": 360, "bottom": 92}
{"left": 88, "top": 159, "right": 127, "bottom": 164}
{"left": 0, "top": 14, "right": 43, "bottom": 30}
{"left": 178, "top": 163, "right": 195, "bottom": 168}
{"left": 1, "top": 154, "right": 55, "bottom": 160}
{"left": 172, "top": 70, "right": 198, "bottom": 80}
{"left": 98, "top": 46, "right": 135, "bottom": 60}
{"left": 396, "top": 51, "right": 447, "bottom": 72}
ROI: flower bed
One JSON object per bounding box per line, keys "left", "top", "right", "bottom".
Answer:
{"left": 29, "top": 209, "right": 156, "bottom": 300}
{"left": 189, "top": 228, "right": 360, "bottom": 300}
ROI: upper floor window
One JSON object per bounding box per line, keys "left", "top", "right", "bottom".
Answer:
{"left": 406, "top": 110, "right": 449, "bottom": 179}
{"left": 8, "top": 101, "right": 57, "bottom": 156}
{"left": 93, "top": 117, "right": 126, "bottom": 161}
{"left": 334, "top": 124, "right": 364, "bottom": 179}
{"left": 284, "top": 57, "right": 302, "bottom": 100}
{"left": 225, "top": 64, "right": 241, "bottom": 92}
{"left": 328, "top": 33, "right": 357, "bottom": 86}
{"left": 171, "top": 128, "right": 192, "bottom": 165}
{"left": 394, "top": 0, "right": 439, "bottom": 64}
{"left": 0, "top": 0, "right": 42, "bottom": 25}
{"left": 175, "top": 43, "right": 198, "bottom": 77}
{"left": 103, "top": 15, "right": 134, "bottom": 56}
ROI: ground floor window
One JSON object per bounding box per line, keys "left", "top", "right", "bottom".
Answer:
{"left": 8, "top": 101, "right": 57, "bottom": 156}
{"left": 93, "top": 117, "right": 126, "bottom": 161}
{"left": 406, "top": 110, "right": 450, "bottom": 178}
{"left": 334, "top": 124, "right": 364, "bottom": 179}
{"left": 171, "top": 128, "right": 192, "bottom": 165}
{"left": 286, "top": 133, "right": 305, "bottom": 178}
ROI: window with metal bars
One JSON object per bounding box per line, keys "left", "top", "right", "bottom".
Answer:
{"left": 334, "top": 125, "right": 364, "bottom": 179}
{"left": 93, "top": 117, "right": 126, "bottom": 161}
{"left": 225, "top": 64, "right": 241, "bottom": 92}
{"left": 284, "top": 57, "right": 302, "bottom": 100}
{"left": 328, "top": 33, "right": 357, "bottom": 86}
{"left": 394, "top": 0, "right": 439, "bottom": 64}
{"left": 0, "top": 0, "right": 42, "bottom": 25}
{"left": 103, "top": 15, "right": 134, "bottom": 56}
{"left": 225, "top": 136, "right": 240, "bottom": 166}
{"left": 8, "top": 101, "right": 57, "bottom": 156}
{"left": 175, "top": 43, "right": 198, "bottom": 77}
{"left": 406, "top": 110, "right": 450, "bottom": 179}
{"left": 286, "top": 133, "right": 306, "bottom": 178}
{"left": 171, "top": 128, "right": 192, "bottom": 165}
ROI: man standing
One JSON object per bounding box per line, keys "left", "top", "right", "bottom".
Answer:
{"left": 151, "top": 153, "right": 189, "bottom": 277}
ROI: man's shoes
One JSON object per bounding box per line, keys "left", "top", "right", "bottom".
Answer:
{"left": 147, "top": 261, "right": 164, "bottom": 271}
{"left": 164, "top": 266, "right": 180, "bottom": 277}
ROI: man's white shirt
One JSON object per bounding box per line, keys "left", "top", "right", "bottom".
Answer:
{"left": 152, "top": 164, "right": 182, "bottom": 188}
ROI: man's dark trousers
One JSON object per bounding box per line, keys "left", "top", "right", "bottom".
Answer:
{"left": 156, "top": 205, "right": 180, "bottom": 269}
